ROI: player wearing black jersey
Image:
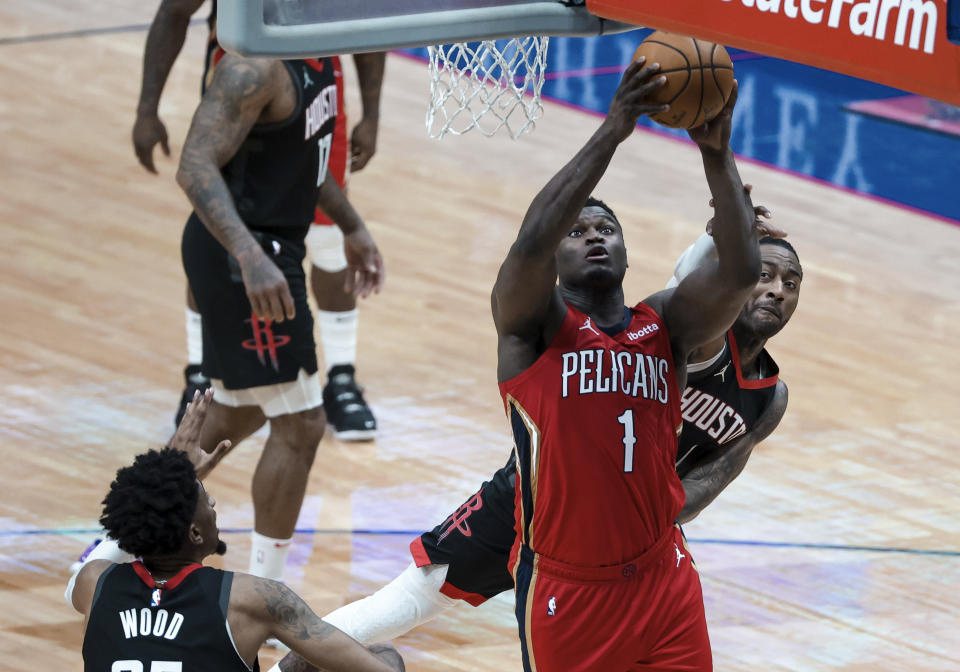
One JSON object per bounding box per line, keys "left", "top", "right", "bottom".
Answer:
{"left": 70, "top": 398, "right": 402, "bottom": 672}
{"left": 267, "top": 200, "right": 801, "bottom": 668}
{"left": 133, "top": 0, "right": 386, "bottom": 439}
{"left": 174, "top": 50, "right": 383, "bottom": 585}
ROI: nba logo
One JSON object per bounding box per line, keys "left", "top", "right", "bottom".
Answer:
{"left": 150, "top": 588, "right": 162, "bottom": 607}
{"left": 547, "top": 596, "right": 557, "bottom": 616}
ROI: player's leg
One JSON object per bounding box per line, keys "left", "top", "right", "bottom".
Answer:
{"left": 516, "top": 530, "right": 698, "bottom": 672}
{"left": 183, "top": 213, "right": 326, "bottom": 582}
{"left": 630, "top": 527, "right": 712, "bottom": 671}
{"left": 324, "top": 563, "right": 458, "bottom": 642}
{"left": 307, "top": 224, "right": 376, "bottom": 441}
{"left": 317, "top": 467, "right": 518, "bottom": 643}
{"left": 248, "top": 402, "right": 326, "bottom": 580}
{"left": 266, "top": 461, "right": 519, "bottom": 672}
{"left": 194, "top": 399, "right": 267, "bottom": 452}
{"left": 265, "top": 564, "right": 456, "bottom": 672}
{"left": 516, "top": 569, "right": 635, "bottom": 672}
{"left": 308, "top": 56, "right": 376, "bottom": 441}
{"left": 327, "top": 457, "right": 518, "bottom": 638}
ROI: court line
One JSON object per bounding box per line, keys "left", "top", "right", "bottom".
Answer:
{"left": 4, "top": 527, "right": 957, "bottom": 557}
{"left": 0, "top": 19, "right": 206, "bottom": 47}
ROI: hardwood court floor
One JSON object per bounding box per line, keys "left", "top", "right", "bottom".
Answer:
{"left": 1, "top": 2, "right": 959, "bottom": 670}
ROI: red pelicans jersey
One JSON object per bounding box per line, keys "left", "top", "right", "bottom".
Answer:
{"left": 500, "top": 302, "right": 685, "bottom": 569}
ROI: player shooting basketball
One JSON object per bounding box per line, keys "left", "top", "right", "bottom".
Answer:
{"left": 485, "top": 59, "right": 758, "bottom": 670}
{"left": 268, "top": 55, "right": 782, "bottom": 672}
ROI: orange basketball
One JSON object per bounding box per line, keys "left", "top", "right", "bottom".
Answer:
{"left": 632, "top": 31, "right": 734, "bottom": 129}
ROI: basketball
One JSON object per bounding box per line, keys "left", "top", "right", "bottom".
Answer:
{"left": 632, "top": 31, "right": 734, "bottom": 129}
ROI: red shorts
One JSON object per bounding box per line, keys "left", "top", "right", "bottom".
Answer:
{"left": 313, "top": 55, "right": 348, "bottom": 227}
{"left": 513, "top": 525, "right": 712, "bottom": 672}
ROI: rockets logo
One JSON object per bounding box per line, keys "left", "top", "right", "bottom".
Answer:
{"left": 437, "top": 490, "right": 484, "bottom": 542}
{"left": 242, "top": 312, "right": 291, "bottom": 371}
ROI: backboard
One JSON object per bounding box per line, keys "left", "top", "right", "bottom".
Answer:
{"left": 216, "top": 0, "right": 638, "bottom": 58}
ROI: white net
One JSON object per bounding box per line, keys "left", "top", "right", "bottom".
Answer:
{"left": 426, "top": 37, "right": 549, "bottom": 140}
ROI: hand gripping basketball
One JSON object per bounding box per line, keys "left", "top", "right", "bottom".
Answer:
{"left": 606, "top": 58, "right": 669, "bottom": 142}
{"left": 632, "top": 32, "right": 734, "bottom": 129}
{"left": 687, "top": 80, "right": 739, "bottom": 154}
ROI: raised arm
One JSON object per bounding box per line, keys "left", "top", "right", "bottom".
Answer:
{"left": 491, "top": 59, "right": 666, "bottom": 342}
{"left": 176, "top": 55, "right": 296, "bottom": 323}
{"left": 349, "top": 52, "right": 386, "bottom": 171}
{"left": 678, "top": 380, "right": 787, "bottom": 523}
{"left": 648, "top": 83, "right": 762, "bottom": 359}
{"left": 133, "top": 0, "right": 207, "bottom": 173}
{"left": 669, "top": 188, "right": 783, "bottom": 364}
{"left": 316, "top": 177, "right": 385, "bottom": 298}
{"left": 234, "top": 575, "right": 402, "bottom": 672}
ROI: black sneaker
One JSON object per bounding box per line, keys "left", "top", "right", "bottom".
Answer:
{"left": 175, "top": 364, "right": 211, "bottom": 426}
{"left": 322, "top": 364, "right": 377, "bottom": 441}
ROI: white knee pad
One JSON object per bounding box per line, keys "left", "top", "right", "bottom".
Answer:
{"left": 306, "top": 225, "right": 347, "bottom": 273}
{"left": 322, "top": 563, "right": 458, "bottom": 644}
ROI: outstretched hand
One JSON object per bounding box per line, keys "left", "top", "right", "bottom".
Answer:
{"left": 688, "top": 80, "right": 739, "bottom": 153}
{"left": 167, "top": 388, "right": 232, "bottom": 481}
{"left": 706, "top": 184, "right": 787, "bottom": 238}
{"left": 606, "top": 58, "right": 669, "bottom": 142}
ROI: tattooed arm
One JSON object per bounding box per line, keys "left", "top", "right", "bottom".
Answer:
{"left": 678, "top": 381, "right": 788, "bottom": 524}
{"left": 176, "top": 54, "right": 297, "bottom": 323}
{"left": 133, "top": 0, "right": 206, "bottom": 172}
{"left": 228, "top": 575, "right": 402, "bottom": 671}
{"left": 349, "top": 52, "right": 386, "bottom": 171}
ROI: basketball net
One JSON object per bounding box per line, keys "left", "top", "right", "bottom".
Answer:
{"left": 426, "top": 37, "right": 549, "bottom": 140}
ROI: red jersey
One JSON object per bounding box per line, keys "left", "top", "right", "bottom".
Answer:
{"left": 500, "top": 302, "right": 685, "bottom": 568}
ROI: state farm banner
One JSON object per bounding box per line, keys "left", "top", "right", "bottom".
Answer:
{"left": 587, "top": 0, "right": 960, "bottom": 105}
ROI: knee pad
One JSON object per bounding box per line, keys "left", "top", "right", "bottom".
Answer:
{"left": 306, "top": 225, "right": 347, "bottom": 273}
{"left": 321, "top": 563, "right": 457, "bottom": 644}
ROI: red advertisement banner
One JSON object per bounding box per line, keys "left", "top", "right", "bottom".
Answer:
{"left": 587, "top": 0, "right": 960, "bottom": 105}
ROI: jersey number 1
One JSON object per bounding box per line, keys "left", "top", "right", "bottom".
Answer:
{"left": 618, "top": 409, "right": 637, "bottom": 473}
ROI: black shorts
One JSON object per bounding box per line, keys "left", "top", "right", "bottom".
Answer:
{"left": 181, "top": 214, "right": 318, "bottom": 390}
{"left": 410, "top": 454, "right": 518, "bottom": 605}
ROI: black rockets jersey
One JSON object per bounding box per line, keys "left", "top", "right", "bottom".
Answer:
{"left": 675, "top": 329, "right": 779, "bottom": 478}
{"left": 218, "top": 58, "right": 337, "bottom": 235}
{"left": 82, "top": 562, "right": 258, "bottom": 672}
